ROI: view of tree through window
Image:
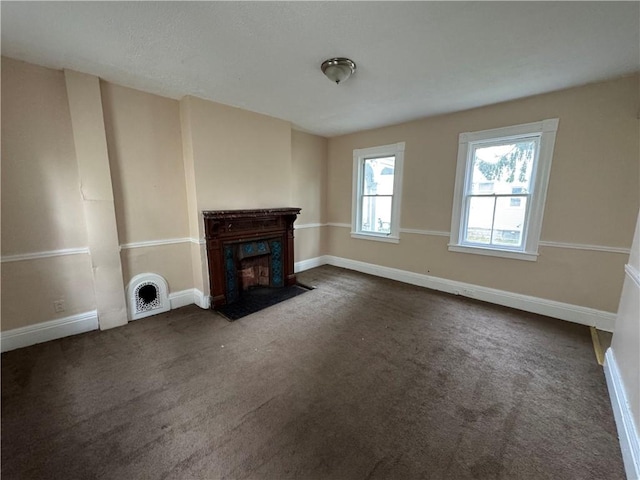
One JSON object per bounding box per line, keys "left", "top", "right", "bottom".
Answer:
{"left": 361, "top": 156, "right": 395, "bottom": 234}
{"left": 464, "top": 138, "right": 537, "bottom": 247}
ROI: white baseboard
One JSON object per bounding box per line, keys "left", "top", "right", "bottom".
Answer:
{"left": 295, "top": 256, "right": 329, "bottom": 273}
{"left": 2, "top": 289, "right": 211, "bottom": 352}
{"left": 169, "top": 288, "right": 210, "bottom": 309}
{"left": 1, "top": 310, "right": 99, "bottom": 353}
{"left": 604, "top": 348, "right": 640, "bottom": 480}
{"left": 193, "top": 289, "right": 210, "bottom": 309}
{"left": 168, "top": 289, "right": 196, "bottom": 309}
{"left": 322, "top": 255, "right": 616, "bottom": 331}
{"left": 2, "top": 258, "right": 614, "bottom": 351}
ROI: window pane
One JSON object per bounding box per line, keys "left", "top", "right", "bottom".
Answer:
{"left": 492, "top": 196, "right": 528, "bottom": 247}
{"left": 361, "top": 196, "right": 392, "bottom": 233}
{"left": 464, "top": 196, "right": 495, "bottom": 244}
{"left": 469, "top": 139, "right": 536, "bottom": 195}
{"left": 363, "top": 156, "right": 395, "bottom": 195}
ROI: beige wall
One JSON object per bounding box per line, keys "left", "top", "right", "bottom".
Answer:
{"left": 326, "top": 75, "right": 639, "bottom": 313}
{"left": 292, "top": 130, "right": 327, "bottom": 225}
{"left": 291, "top": 130, "right": 328, "bottom": 262}
{"left": 120, "top": 244, "right": 194, "bottom": 293}
{"left": 101, "top": 81, "right": 190, "bottom": 244}
{"left": 1, "top": 57, "right": 87, "bottom": 254}
{"left": 185, "top": 96, "right": 292, "bottom": 225}
{"left": 179, "top": 96, "right": 295, "bottom": 295}
{"left": 2, "top": 55, "right": 634, "bottom": 334}
{"left": 610, "top": 210, "right": 640, "bottom": 432}
{"left": 101, "top": 82, "right": 193, "bottom": 294}
{"left": 1, "top": 57, "right": 96, "bottom": 330}
{"left": 1, "top": 256, "right": 96, "bottom": 331}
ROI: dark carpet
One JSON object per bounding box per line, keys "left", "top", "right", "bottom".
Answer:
{"left": 217, "top": 285, "right": 310, "bottom": 320}
{"left": 1, "top": 266, "right": 624, "bottom": 479}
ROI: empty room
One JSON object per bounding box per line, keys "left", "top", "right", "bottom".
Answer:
{"left": 1, "top": 2, "right": 639, "bottom": 479}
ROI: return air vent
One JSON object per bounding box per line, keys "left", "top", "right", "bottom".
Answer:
{"left": 126, "top": 273, "right": 170, "bottom": 320}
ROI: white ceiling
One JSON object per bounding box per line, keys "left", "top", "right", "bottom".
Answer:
{"left": 2, "top": 2, "right": 639, "bottom": 137}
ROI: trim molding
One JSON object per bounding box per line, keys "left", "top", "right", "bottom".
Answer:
{"left": 120, "top": 238, "right": 193, "bottom": 250}
{"left": 193, "top": 289, "right": 210, "bottom": 309}
{"left": 168, "top": 289, "right": 199, "bottom": 309}
{"left": 448, "top": 243, "right": 538, "bottom": 262}
{"left": 2, "top": 288, "right": 211, "bottom": 352}
{"left": 1, "top": 310, "right": 99, "bottom": 353}
{"left": 295, "top": 256, "right": 329, "bottom": 273}
{"left": 3, "top": 238, "right": 627, "bottom": 262}
{"left": 326, "top": 224, "right": 629, "bottom": 254}
{"left": 350, "top": 232, "right": 400, "bottom": 244}
{"left": 1, "top": 247, "right": 90, "bottom": 263}
{"left": 539, "top": 241, "right": 631, "bottom": 255}
{"left": 295, "top": 223, "right": 327, "bottom": 230}
{"left": 322, "top": 255, "right": 616, "bottom": 331}
{"left": 400, "top": 228, "right": 450, "bottom": 237}
{"left": 625, "top": 264, "right": 640, "bottom": 288}
{"left": 604, "top": 348, "right": 640, "bottom": 480}
{"left": 168, "top": 289, "right": 210, "bottom": 309}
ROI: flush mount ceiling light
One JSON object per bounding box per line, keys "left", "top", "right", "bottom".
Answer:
{"left": 321, "top": 57, "right": 356, "bottom": 85}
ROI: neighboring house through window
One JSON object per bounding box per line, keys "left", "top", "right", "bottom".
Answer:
{"left": 449, "top": 119, "right": 559, "bottom": 261}
{"left": 351, "top": 142, "right": 405, "bottom": 243}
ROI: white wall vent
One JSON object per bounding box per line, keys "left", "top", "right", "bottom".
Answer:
{"left": 127, "top": 273, "right": 170, "bottom": 320}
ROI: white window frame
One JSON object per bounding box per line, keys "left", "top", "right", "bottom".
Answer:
{"left": 448, "top": 119, "right": 559, "bottom": 261}
{"left": 351, "top": 142, "right": 405, "bottom": 243}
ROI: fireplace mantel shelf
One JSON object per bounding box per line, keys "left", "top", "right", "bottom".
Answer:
{"left": 203, "top": 208, "right": 301, "bottom": 220}
{"left": 203, "top": 208, "right": 301, "bottom": 308}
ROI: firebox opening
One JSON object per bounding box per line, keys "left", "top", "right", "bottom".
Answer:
{"left": 239, "top": 255, "right": 270, "bottom": 290}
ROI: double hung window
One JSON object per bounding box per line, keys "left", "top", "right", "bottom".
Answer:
{"left": 449, "top": 119, "right": 559, "bottom": 261}
{"left": 351, "top": 142, "right": 405, "bottom": 243}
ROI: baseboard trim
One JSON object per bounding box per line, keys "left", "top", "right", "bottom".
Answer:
{"left": 604, "top": 348, "right": 640, "bottom": 480}
{"left": 2, "top": 289, "right": 211, "bottom": 352}
{"left": 168, "top": 289, "right": 196, "bottom": 309}
{"left": 168, "top": 289, "right": 210, "bottom": 309}
{"left": 1, "top": 310, "right": 99, "bottom": 353}
{"left": 295, "top": 256, "right": 329, "bottom": 273}
{"left": 194, "top": 289, "right": 210, "bottom": 309}
{"left": 322, "top": 255, "right": 616, "bottom": 331}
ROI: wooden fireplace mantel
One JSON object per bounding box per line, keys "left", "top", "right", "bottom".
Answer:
{"left": 203, "top": 208, "right": 301, "bottom": 308}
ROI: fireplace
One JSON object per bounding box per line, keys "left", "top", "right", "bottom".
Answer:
{"left": 203, "top": 208, "right": 301, "bottom": 308}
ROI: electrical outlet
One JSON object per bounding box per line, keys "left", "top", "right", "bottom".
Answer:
{"left": 53, "top": 300, "right": 65, "bottom": 313}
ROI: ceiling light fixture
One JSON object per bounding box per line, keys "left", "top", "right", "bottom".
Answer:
{"left": 321, "top": 57, "right": 356, "bottom": 85}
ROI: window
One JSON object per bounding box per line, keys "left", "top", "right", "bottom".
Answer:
{"left": 449, "top": 119, "right": 559, "bottom": 261}
{"left": 351, "top": 142, "right": 405, "bottom": 243}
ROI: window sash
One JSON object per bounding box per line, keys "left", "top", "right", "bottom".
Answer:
{"left": 358, "top": 155, "right": 397, "bottom": 235}
{"left": 459, "top": 136, "right": 541, "bottom": 252}
{"left": 461, "top": 193, "right": 531, "bottom": 249}
{"left": 448, "top": 119, "right": 559, "bottom": 261}
{"left": 352, "top": 143, "right": 405, "bottom": 242}
{"left": 360, "top": 194, "right": 394, "bottom": 234}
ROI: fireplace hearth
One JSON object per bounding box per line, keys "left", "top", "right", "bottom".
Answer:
{"left": 203, "top": 208, "right": 301, "bottom": 308}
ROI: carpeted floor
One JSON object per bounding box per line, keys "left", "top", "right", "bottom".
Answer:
{"left": 1, "top": 266, "right": 624, "bottom": 479}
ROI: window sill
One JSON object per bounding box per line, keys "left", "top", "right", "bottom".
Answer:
{"left": 351, "top": 232, "right": 400, "bottom": 244}
{"left": 448, "top": 244, "right": 538, "bottom": 261}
